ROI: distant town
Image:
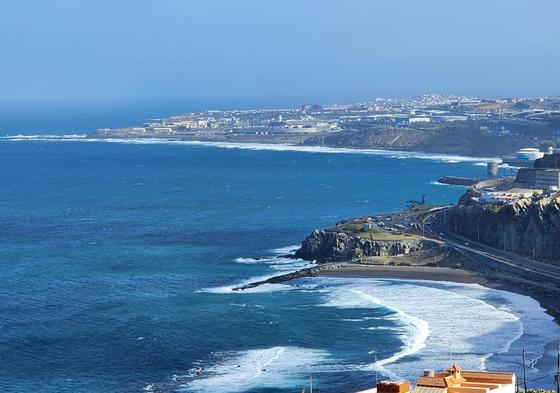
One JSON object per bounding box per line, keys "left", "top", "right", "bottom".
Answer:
{"left": 92, "top": 94, "right": 560, "bottom": 157}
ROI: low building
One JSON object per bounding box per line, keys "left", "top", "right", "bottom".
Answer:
{"left": 409, "top": 116, "right": 431, "bottom": 124}
{"left": 479, "top": 189, "right": 536, "bottom": 204}
{"left": 356, "top": 365, "right": 515, "bottom": 393}
{"left": 413, "top": 365, "right": 515, "bottom": 393}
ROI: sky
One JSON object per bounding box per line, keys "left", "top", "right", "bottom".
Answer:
{"left": 0, "top": 0, "right": 559, "bottom": 108}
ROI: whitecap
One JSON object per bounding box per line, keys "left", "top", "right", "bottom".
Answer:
{"left": 179, "top": 346, "right": 333, "bottom": 393}
{"left": 316, "top": 277, "right": 559, "bottom": 383}
{"left": 200, "top": 274, "right": 294, "bottom": 294}
{"left": 429, "top": 180, "right": 469, "bottom": 188}
{"left": 1, "top": 135, "right": 498, "bottom": 163}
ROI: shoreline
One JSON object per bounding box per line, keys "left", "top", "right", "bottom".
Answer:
{"left": 0, "top": 134, "right": 499, "bottom": 162}
{"left": 314, "top": 262, "right": 560, "bottom": 384}
{"left": 316, "top": 264, "right": 489, "bottom": 285}
{"left": 317, "top": 262, "right": 560, "bottom": 323}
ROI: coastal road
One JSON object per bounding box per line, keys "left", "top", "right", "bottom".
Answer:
{"left": 421, "top": 209, "right": 560, "bottom": 285}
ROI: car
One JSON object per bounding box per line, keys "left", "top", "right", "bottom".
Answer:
{"left": 464, "top": 242, "right": 470, "bottom": 246}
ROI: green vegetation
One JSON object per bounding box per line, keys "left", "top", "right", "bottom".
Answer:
{"left": 334, "top": 222, "right": 418, "bottom": 241}
{"left": 411, "top": 203, "right": 437, "bottom": 212}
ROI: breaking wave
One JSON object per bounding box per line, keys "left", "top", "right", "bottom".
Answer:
{"left": 146, "top": 346, "right": 334, "bottom": 393}
{"left": 0, "top": 135, "right": 498, "bottom": 163}
{"left": 201, "top": 245, "right": 312, "bottom": 293}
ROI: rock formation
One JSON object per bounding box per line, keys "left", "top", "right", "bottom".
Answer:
{"left": 295, "top": 229, "right": 432, "bottom": 263}
{"left": 446, "top": 192, "right": 560, "bottom": 262}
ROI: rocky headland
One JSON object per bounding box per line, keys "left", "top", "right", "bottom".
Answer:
{"left": 294, "top": 229, "right": 433, "bottom": 263}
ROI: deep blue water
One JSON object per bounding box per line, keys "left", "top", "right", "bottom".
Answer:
{"left": 0, "top": 139, "right": 558, "bottom": 393}
{"left": 0, "top": 100, "right": 282, "bottom": 136}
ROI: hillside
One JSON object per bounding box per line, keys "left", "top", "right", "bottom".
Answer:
{"left": 303, "top": 124, "right": 544, "bottom": 156}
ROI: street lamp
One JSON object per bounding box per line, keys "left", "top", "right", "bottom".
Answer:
{"left": 369, "top": 350, "right": 378, "bottom": 386}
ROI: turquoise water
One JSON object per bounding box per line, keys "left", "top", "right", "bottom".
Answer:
{"left": 0, "top": 138, "right": 558, "bottom": 392}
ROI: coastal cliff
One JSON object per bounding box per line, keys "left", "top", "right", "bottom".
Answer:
{"left": 295, "top": 229, "right": 433, "bottom": 263}
{"left": 446, "top": 192, "right": 560, "bottom": 262}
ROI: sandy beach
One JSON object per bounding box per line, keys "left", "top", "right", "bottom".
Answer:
{"left": 317, "top": 264, "right": 488, "bottom": 285}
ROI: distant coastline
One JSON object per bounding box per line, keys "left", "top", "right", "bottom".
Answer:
{"left": 0, "top": 134, "right": 498, "bottom": 163}
{"left": 86, "top": 94, "right": 560, "bottom": 158}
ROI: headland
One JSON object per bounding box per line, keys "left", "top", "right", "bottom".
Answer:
{"left": 88, "top": 94, "right": 560, "bottom": 158}
{"left": 236, "top": 194, "right": 560, "bottom": 323}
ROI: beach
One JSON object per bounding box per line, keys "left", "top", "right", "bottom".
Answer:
{"left": 318, "top": 264, "right": 488, "bottom": 285}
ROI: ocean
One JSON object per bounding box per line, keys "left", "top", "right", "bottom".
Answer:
{"left": 0, "top": 136, "right": 558, "bottom": 393}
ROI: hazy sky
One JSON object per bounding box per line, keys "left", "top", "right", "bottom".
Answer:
{"left": 1, "top": 0, "right": 559, "bottom": 106}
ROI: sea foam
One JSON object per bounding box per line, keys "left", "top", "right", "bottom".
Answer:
{"left": 317, "top": 278, "right": 559, "bottom": 382}
{"left": 177, "top": 346, "right": 333, "bottom": 393}
{"left": 0, "top": 135, "right": 498, "bottom": 163}
{"left": 202, "top": 246, "right": 312, "bottom": 293}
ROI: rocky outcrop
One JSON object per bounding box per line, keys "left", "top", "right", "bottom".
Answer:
{"left": 232, "top": 263, "right": 344, "bottom": 291}
{"left": 446, "top": 193, "right": 560, "bottom": 262}
{"left": 437, "top": 176, "right": 480, "bottom": 186}
{"left": 295, "top": 229, "right": 433, "bottom": 263}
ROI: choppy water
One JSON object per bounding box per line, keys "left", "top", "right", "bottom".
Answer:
{"left": 0, "top": 137, "right": 558, "bottom": 393}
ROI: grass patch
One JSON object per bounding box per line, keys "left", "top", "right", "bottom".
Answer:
{"left": 334, "top": 223, "right": 418, "bottom": 241}
{"left": 410, "top": 203, "right": 438, "bottom": 212}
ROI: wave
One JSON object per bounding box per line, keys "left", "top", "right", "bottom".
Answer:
{"left": 429, "top": 180, "right": 469, "bottom": 188}
{"left": 0, "top": 134, "right": 87, "bottom": 140}
{"left": 0, "top": 134, "right": 498, "bottom": 163}
{"left": 322, "top": 287, "right": 429, "bottom": 380}
{"left": 200, "top": 273, "right": 294, "bottom": 294}
{"left": 202, "top": 245, "right": 312, "bottom": 293}
{"left": 167, "top": 346, "right": 333, "bottom": 393}
{"left": 160, "top": 277, "right": 559, "bottom": 392}
{"left": 316, "top": 277, "right": 560, "bottom": 383}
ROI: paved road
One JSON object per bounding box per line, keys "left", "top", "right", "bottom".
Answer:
{"left": 421, "top": 208, "right": 560, "bottom": 284}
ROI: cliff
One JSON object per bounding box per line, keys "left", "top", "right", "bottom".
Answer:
{"left": 295, "top": 229, "right": 433, "bottom": 263}
{"left": 302, "top": 124, "right": 541, "bottom": 156}
{"left": 446, "top": 193, "right": 560, "bottom": 262}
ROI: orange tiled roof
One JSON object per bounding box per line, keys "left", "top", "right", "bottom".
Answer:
{"left": 418, "top": 366, "right": 514, "bottom": 389}
{"left": 416, "top": 377, "right": 447, "bottom": 388}
{"left": 462, "top": 370, "right": 514, "bottom": 384}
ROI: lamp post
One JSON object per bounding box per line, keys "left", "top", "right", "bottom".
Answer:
{"left": 369, "top": 350, "right": 378, "bottom": 386}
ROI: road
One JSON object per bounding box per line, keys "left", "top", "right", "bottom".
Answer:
{"left": 421, "top": 208, "right": 560, "bottom": 285}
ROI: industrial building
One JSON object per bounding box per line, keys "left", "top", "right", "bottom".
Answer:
{"left": 501, "top": 147, "right": 545, "bottom": 168}
{"left": 509, "top": 149, "right": 560, "bottom": 192}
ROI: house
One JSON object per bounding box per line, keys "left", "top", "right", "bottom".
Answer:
{"left": 355, "top": 364, "right": 515, "bottom": 393}
{"left": 413, "top": 365, "right": 515, "bottom": 393}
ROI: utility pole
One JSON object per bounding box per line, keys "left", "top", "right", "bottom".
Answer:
{"left": 369, "top": 350, "right": 378, "bottom": 386}
{"left": 504, "top": 232, "right": 507, "bottom": 252}
{"left": 375, "top": 352, "right": 378, "bottom": 386}
{"left": 522, "top": 348, "right": 528, "bottom": 393}
{"left": 533, "top": 240, "right": 536, "bottom": 261}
